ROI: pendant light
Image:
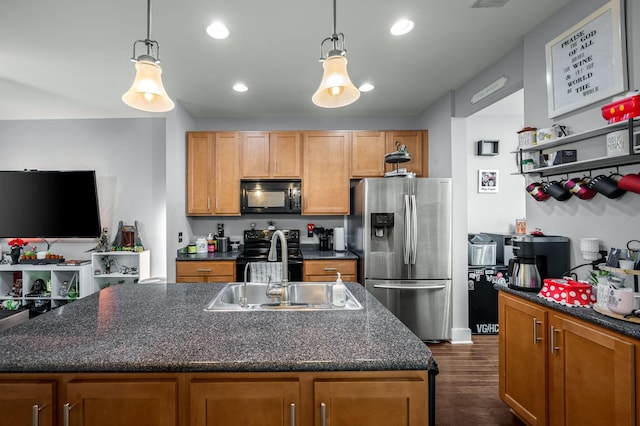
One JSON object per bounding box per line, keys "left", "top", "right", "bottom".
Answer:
{"left": 122, "top": 0, "right": 175, "bottom": 112}
{"left": 312, "top": 0, "right": 360, "bottom": 108}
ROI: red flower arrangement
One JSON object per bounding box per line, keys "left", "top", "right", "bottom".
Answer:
{"left": 8, "top": 238, "right": 29, "bottom": 248}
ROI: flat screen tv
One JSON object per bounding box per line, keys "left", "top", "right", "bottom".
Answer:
{"left": 0, "top": 170, "right": 101, "bottom": 238}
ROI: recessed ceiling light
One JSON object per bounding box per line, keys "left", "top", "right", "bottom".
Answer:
{"left": 359, "top": 83, "right": 375, "bottom": 92}
{"left": 233, "top": 83, "right": 248, "bottom": 92}
{"left": 206, "top": 21, "right": 229, "bottom": 39}
{"left": 390, "top": 19, "right": 414, "bottom": 36}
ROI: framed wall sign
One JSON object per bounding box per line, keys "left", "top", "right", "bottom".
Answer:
{"left": 545, "top": 0, "right": 626, "bottom": 118}
{"left": 478, "top": 170, "right": 498, "bottom": 193}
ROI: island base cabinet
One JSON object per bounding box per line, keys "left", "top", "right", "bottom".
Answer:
{"left": 189, "top": 380, "right": 299, "bottom": 426}
{"left": 0, "top": 381, "right": 55, "bottom": 426}
{"left": 62, "top": 379, "right": 177, "bottom": 426}
{"left": 314, "top": 379, "right": 427, "bottom": 426}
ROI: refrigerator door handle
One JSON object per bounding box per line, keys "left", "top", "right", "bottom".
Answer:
{"left": 403, "top": 194, "right": 411, "bottom": 265}
{"left": 410, "top": 194, "right": 417, "bottom": 264}
{"left": 373, "top": 284, "right": 447, "bottom": 290}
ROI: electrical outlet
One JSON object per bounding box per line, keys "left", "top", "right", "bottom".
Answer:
{"left": 178, "top": 232, "right": 183, "bottom": 243}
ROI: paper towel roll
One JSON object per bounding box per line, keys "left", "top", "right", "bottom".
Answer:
{"left": 333, "top": 227, "right": 345, "bottom": 251}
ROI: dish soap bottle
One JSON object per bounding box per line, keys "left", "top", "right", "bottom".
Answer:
{"left": 332, "top": 272, "right": 346, "bottom": 307}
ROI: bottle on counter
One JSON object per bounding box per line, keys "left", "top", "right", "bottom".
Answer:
{"left": 332, "top": 272, "right": 346, "bottom": 307}
{"left": 207, "top": 233, "right": 215, "bottom": 253}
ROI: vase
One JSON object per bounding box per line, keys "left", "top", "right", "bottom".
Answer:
{"left": 10, "top": 247, "right": 21, "bottom": 264}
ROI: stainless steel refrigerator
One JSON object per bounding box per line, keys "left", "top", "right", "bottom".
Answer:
{"left": 349, "top": 178, "right": 452, "bottom": 341}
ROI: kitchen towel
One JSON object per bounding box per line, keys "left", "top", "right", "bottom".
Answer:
{"left": 334, "top": 227, "right": 345, "bottom": 251}
{"left": 249, "top": 262, "right": 283, "bottom": 283}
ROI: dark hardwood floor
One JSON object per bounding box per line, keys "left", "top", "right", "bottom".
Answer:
{"left": 428, "top": 334, "right": 526, "bottom": 426}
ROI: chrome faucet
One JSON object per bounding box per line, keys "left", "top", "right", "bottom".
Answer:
{"left": 267, "top": 230, "right": 290, "bottom": 306}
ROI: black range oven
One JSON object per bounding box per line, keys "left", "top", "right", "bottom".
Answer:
{"left": 235, "top": 229, "right": 303, "bottom": 282}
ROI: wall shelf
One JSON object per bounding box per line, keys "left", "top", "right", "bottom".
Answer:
{"left": 513, "top": 118, "right": 640, "bottom": 177}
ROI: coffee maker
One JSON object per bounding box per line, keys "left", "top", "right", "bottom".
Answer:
{"left": 316, "top": 227, "right": 333, "bottom": 251}
{"left": 508, "top": 235, "right": 570, "bottom": 291}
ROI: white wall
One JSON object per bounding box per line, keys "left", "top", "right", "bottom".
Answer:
{"left": 466, "top": 93, "right": 525, "bottom": 234}
{"left": 0, "top": 118, "right": 168, "bottom": 278}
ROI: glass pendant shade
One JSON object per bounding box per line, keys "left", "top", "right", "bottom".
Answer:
{"left": 312, "top": 54, "right": 360, "bottom": 108}
{"left": 122, "top": 56, "right": 175, "bottom": 112}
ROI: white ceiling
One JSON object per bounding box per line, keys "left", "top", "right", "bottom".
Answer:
{"left": 0, "top": 0, "right": 570, "bottom": 121}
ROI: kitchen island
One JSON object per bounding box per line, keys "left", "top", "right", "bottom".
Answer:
{"left": 0, "top": 282, "right": 432, "bottom": 426}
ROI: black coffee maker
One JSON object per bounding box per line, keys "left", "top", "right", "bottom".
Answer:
{"left": 316, "top": 227, "right": 332, "bottom": 251}
{"left": 508, "top": 235, "right": 570, "bottom": 291}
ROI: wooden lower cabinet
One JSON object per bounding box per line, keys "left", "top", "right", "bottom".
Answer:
{"left": 190, "top": 379, "right": 300, "bottom": 426}
{"left": 498, "top": 292, "right": 547, "bottom": 425}
{"left": 176, "top": 261, "right": 235, "bottom": 283}
{"left": 0, "top": 381, "right": 55, "bottom": 426}
{"left": 499, "top": 292, "right": 637, "bottom": 426}
{"left": 63, "top": 378, "right": 177, "bottom": 426}
{"left": 314, "top": 378, "right": 427, "bottom": 426}
{"left": 0, "top": 371, "right": 427, "bottom": 426}
{"left": 303, "top": 260, "right": 357, "bottom": 283}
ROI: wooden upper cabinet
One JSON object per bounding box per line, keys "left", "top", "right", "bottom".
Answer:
{"left": 302, "top": 131, "right": 350, "bottom": 215}
{"left": 351, "top": 131, "right": 386, "bottom": 177}
{"left": 187, "top": 133, "right": 215, "bottom": 215}
{"left": 214, "top": 132, "right": 241, "bottom": 215}
{"left": 270, "top": 132, "right": 301, "bottom": 178}
{"left": 240, "top": 131, "right": 301, "bottom": 178}
{"left": 240, "top": 132, "right": 270, "bottom": 178}
{"left": 186, "top": 132, "right": 240, "bottom": 216}
{"left": 385, "top": 131, "right": 428, "bottom": 177}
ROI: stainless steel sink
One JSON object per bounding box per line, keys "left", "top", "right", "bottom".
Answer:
{"left": 205, "top": 282, "right": 363, "bottom": 311}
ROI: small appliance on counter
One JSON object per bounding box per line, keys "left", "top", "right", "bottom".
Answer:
{"left": 508, "top": 234, "right": 570, "bottom": 291}
{"left": 316, "top": 227, "right": 333, "bottom": 251}
{"left": 468, "top": 234, "right": 496, "bottom": 266}
{"left": 481, "top": 232, "right": 514, "bottom": 265}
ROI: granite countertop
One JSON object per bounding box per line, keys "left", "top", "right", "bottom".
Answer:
{"left": 0, "top": 282, "right": 431, "bottom": 374}
{"left": 300, "top": 246, "right": 359, "bottom": 260}
{"left": 496, "top": 283, "right": 640, "bottom": 340}
{"left": 176, "top": 249, "right": 241, "bottom": 261}
{"left": 175, "top": 246, "right": 358, "bottom": 261}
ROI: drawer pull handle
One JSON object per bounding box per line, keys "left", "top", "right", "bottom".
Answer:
{"left": 290, "top": 403, "right": 295, "bottom": 426}
{"left": 321, "top": 402, "right": 326, "bottom": 426}
{"left": 197, "top": 268, "right": 212, "bottom": 272}
{"left": 532, "top": 318, "right": 542, "bottom": 345}
{"left": 550, "top": 325, "right": 560, "bottom": 354}
{"left": 323, "top": 267, "right": 338, "bottom": 271}
{"left": 63, "top": 402, "right": 77, "bottom": 426}
{"left": 32, "top": 404, "right": 46, "bottom": 426}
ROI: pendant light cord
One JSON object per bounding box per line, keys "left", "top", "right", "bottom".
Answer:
{"left": 146, "top": 0, "right": 152, "bottom": 55}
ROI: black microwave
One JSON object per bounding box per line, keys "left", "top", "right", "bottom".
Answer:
{"left": 241, "top": 180, "right": 302, "bottom": 214}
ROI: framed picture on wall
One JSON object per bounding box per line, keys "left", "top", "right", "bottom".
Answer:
{"left": 478, "top": 170, "right": 499, "bottom": 193}
{"left": 545, "top": 0, "right": 626, "bottom": 118}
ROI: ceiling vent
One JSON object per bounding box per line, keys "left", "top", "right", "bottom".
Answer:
{"left": 471, "top": 0, "right": 509, "bottom": 7}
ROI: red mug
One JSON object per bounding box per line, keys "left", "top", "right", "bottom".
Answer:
{"left": 564, "top": 177, "right": 597, "bottom": 200}
{"left": 526, "top": 182, "right": 550, "bottom": 201}
{"left": 618, "top": 173, "right": 640, "bottom": 194}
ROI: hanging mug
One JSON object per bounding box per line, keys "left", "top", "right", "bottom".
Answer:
{"left": 526, "top": 182, "right": 550, "bottom": 201}
{"left": 617, "top": 173, "right": 640, "bottom": 194}
{"left": 543, "top": 180, "right": 572, "bottom": 201}
{"left": 564, "top": 177, "right": 597, "bottom": 200}
{"left": 588, "top": 173, "right": 626, "bottom": 199}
